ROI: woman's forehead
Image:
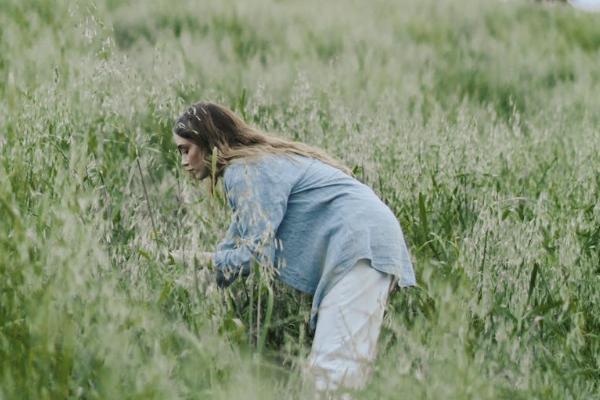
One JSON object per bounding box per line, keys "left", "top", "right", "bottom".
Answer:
{"left": 173, "top": 134, "right": 193, "bottom": 146}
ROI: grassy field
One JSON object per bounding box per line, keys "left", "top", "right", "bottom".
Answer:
{"left": 1, "top": 0, "right": 599, "bottom": 398}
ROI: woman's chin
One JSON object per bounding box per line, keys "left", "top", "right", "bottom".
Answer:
{"left": 185, "top": 169, "right": 209, "bottom": 181}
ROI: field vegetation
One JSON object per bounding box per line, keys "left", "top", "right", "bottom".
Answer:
{"left": 0, "top": 0, "right": 599, "bottom": 398}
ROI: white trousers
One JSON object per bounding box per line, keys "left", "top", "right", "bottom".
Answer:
{"left": 304, "top": 258, "right": 393, "bottom": 394}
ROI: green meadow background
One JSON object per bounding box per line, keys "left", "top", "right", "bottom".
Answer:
{"left": 1, "top": 0, "right": 599, "bottom": 398}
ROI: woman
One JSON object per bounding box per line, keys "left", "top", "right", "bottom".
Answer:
{"left": 172, "top": 101, "right": 416, "bottom": 394}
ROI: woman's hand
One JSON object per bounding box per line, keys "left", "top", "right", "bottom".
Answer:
{"left": 169, "top": 249, "right": 214, "bottom": 267}
{"left": 197, "top": 251, "right": 215, "bottom": 265}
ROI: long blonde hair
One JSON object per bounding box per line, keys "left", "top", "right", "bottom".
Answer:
{"left": 173, "top": 101, "right": 352, "bottom": 185}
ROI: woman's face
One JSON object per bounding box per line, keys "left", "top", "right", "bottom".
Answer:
{"left": 174, "top": 134, "right": 210, "bottom": 180}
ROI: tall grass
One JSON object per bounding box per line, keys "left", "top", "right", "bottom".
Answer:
{"left": 0, "top": 0, "right": 598, "bottom": 398}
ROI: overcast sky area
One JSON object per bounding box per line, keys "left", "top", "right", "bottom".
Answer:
{"left": 568, "top": 0, "right": 600, "bottom": 11}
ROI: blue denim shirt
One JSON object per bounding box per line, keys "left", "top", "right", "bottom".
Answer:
{"left": 213, "top": 154, "right": 416, "bottom": 330}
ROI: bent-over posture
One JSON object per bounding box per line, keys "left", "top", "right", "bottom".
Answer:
{"left": 172, "top": 101, "right": 416, "bottom": 395}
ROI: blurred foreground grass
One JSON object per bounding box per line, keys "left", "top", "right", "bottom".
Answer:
{"left": 0, "top": 0, "right": 599, "bottom": 398}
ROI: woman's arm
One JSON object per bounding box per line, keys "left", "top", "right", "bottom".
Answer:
{"left": 213, "top": 160, "right": 291, "bottom": 287}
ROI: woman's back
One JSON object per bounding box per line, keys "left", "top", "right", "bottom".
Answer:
{"left": 220, "top": 154, "right": 416, "bottom": 329}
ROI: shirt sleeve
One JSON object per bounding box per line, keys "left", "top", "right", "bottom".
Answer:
{"left": 213, "top": 159, "right": 292, "bottom": 287}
